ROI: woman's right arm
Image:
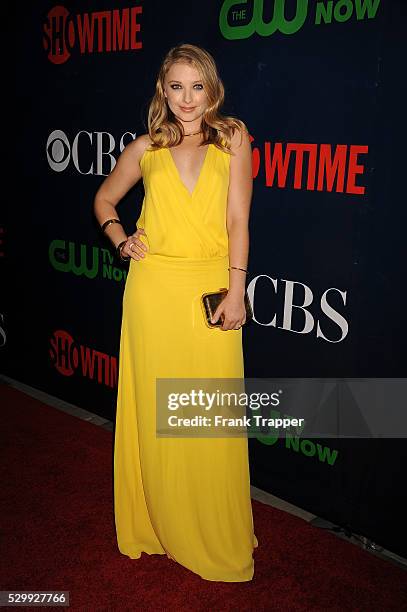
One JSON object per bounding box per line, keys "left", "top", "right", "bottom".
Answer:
{"left": 93, "top": 134, "right": 150, "bottom": 260}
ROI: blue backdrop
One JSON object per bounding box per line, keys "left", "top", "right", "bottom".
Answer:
{"left": 4, "top": 0, "right": 406, "bottom": 557}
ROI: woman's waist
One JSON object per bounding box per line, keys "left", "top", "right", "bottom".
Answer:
{"left": 137, "top": 219, "right": 229, "bottom": 261}
{"left": 130, "top": 252, "right": 230, "bottom": 272}
{"left": 130, "top": 252, "right": 229, "bottom": 280}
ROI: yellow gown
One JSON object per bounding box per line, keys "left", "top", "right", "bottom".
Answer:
{"left": 113, "top": 137, "right": 258, "bottom": 582}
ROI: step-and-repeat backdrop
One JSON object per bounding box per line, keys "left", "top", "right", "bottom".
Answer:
{"left": 4, "top": 1, "right": 406, "bottom": 557}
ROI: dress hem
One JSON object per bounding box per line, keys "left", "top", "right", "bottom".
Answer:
{"left": 118, "top": 538, "right": 258, "bottom": 583}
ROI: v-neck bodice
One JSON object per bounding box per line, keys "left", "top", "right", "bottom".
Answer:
{"left": 166, "top": 144, "right": 211, "bottom": 198}
{"left": 137, "top": 140, "right": 231, "bottom": 259}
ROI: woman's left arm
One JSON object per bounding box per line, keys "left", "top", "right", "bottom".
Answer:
{"left": 226, "top": 123, "right": 253, "bottom": 299}
{"left": 211, "top": 124, "right": 253, "bottom": 330}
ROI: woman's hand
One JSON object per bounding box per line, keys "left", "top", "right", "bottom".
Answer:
{"left": 120, "top": 228, "right": 149, "bottom": 261}
{"left": 211, "top": 291, "right": 246, "bottom": 331}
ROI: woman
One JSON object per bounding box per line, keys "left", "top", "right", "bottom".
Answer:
{"left": 93, "top": 43, "right": 258, "bottom": 582}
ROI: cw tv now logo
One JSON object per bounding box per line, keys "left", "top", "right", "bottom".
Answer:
{"left": 49, "top": 239, "right": 128, "bottom": 282}
{"left": 219, "top": 0, "right": 381, "bottom": 40}
{"left": 49, "top": 330, "right": 118, "bottom": 388}
{"left": 43, "top": 5, "right": 143, "bottom": 64}
{"left": 256, "top": 409, "right": 339, "bottom": 466}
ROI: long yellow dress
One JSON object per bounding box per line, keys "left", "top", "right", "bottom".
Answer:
{"left": 113, "top": 137, "right": 258, "bottom": 582}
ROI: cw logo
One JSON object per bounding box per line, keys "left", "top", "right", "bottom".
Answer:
{"left": 49, "top": 239, "right": 128, "bottom": 282}
{"left": 219, "top": 0, "right": 308, "bottom": 40}
{"left": 49, "top": 239, "right": 98, "bottom": 278}
{"left": 219, "top": 0, "right": 381, "bottom": 40}
{"left": 256, "top": 409, "right": 338, "bottom": 465}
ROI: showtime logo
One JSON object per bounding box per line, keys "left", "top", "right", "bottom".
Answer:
{"left": 46, "top": 129, "right": 136, "bottom": 175}
{"left": 49, "top": 330, "right": 118, "bottom": 388}
{"left": 250, "top": 138, "right": 368, "bottom": 194}
{"left": 43, "top": 5, "right": 143, "bottom": 64}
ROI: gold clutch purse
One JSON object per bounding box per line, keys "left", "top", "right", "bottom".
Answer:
{"left": 201, "top": 287, "right": 253, "bottom": 328}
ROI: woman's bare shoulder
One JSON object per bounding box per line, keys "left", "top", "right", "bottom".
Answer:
{"left": 230, "top": 120, "right": 250, "bottom": 152}
{"left": 125, "top": 133, "right": 155, "bottom": 165}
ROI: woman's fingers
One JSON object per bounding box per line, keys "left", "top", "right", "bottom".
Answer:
{"left": 120, "top": 238, "right": 142, "bottom": 261}
{"left": 211, "top": 306, "right": 224, "bottom": 325}
{"left": 135, "top": 230, "right": 148, "bottom": 250}
{"left": 127, "top": 229, "right": 148, "bottom": 260}
{"left": 223, "top": 320, "right": 243, "bottom": 331}
{"left": 211, "top": 308, "right": 243, "bottom": 331}
{"left": 129, "top": 239, "right": 147, "bottom": 259}
{"left": 211, "top": 305, "right": 242, "bottom": 331}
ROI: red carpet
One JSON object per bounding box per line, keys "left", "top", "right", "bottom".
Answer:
{"left": 1, "top": 382, "right": 406, "bottom": 610}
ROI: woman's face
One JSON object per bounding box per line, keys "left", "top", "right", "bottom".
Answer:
{"left": 164, "top": 62, "right": 208, "bottom": 124}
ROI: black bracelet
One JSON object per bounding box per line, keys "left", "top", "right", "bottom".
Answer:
{"left": 101, "top": 218, "right": 122, "bottom": 233}
{"left": 116, "top": 240, "right": 130, "bottom": 262}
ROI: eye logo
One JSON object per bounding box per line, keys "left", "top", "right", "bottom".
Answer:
{"left": 219, "top": 0, "right": 308, "bottom": 40}
{"left": 49, "top": 330, "right": 78, "bottom": 376}
{"left": 42, "top": 6, "right": 75, "bottom": 65}
{"left": 46, "top": 130, "right": 71, "bottom": 172}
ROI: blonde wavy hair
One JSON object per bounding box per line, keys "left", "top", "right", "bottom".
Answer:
{"left": 145, "top": 43, "right": 247, "bottom": 155}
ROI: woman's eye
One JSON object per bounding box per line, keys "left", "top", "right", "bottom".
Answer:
{"left": 170, "top": 84, "right": 204, "bottom": 90}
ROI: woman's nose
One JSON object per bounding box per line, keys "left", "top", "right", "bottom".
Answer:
{"left": 183, "top": 90, "right": 193, "bottom": 103}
